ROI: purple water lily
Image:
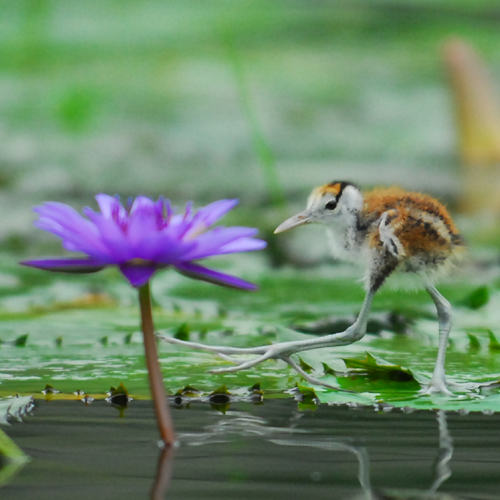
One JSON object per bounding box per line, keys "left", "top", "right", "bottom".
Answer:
{"left": 21, "top": 194, "right": 267, "bottom": 289}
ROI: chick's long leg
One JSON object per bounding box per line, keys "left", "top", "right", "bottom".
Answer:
{"left": 159, "top": 289, "right": 376, "bottom": 377}
{"left": 424, "top": 285, "right": 452, "bottom": 395}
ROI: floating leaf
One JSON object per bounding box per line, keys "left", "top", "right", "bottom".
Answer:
{"left": 373, "top": 402, "right": 394, "bottom": 413}
{"left": 342, "top": 353, "right": 417, "bottom": 383}
{"left": 174, "top": 323, "right": 190, "bottom": 341}
{"left": 41, "top": 384, "right": 59, "bottom": 395}
{"left": 210, "top": 385, "right": 231, "bottom": 396}
{"left": 105, "top": 383, "right": 132, "bottom": 409}
{"left": 249, "top": 382, "right": 263, "bottom": 395}
{"left": 488, "top": 330, "right": 500, "bottom": 351}
{"left": 321, "top": 362, "right": 338, "bottom": 376}
{"left": 462, "top": 285, "right": 490, "bottom": 309}
{"left": 296, "top": 384, "right": 318, "bottom": 401}
{"left": 295, "top": 384, "right": 319, "bottom": 410}
{"left": 298, "top": 356, "right": 313, "bottom": 373}
{"left": 14, "top": 335, "right": 28, "bottom": 347}
{"left": 109, "top": 383, "right": 129, "bottom": 397}
{"left": 175, "top": 385, "right": 202, "bottom": 397}
{"left": 209, "top": 385, "right": 231, "bottom": 405}
{"left": 467, "top": 333, "right": 481, "bottom": 350}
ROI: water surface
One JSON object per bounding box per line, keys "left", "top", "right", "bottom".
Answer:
{"left": 1, "top": 399, "right": 500, "bottom": 499}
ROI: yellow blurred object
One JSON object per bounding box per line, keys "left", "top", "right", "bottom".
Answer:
{"left": 444, "top": 38, "right": 500, "bottom": 213}
{"left": 56, "top": 292, "right": 115, "bottom": 310}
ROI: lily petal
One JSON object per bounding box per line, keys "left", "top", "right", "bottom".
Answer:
{"left": 217, "top": 237, "right": 267, "bottom": 254}
{"left": 174, "top": 262, "right": 257, "bottom": 290}
{"left": 180, "top": 227, "right": 259, "bottom": 261}
{"left": 20, "top": 257, "right": 106, "bottom": 274}
{"left": 184, "top": 199, "right": 239, "bottom": 238}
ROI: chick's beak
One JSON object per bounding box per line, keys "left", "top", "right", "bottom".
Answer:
{"left": 274, "top": 210, "right": 312, "bottom": 234}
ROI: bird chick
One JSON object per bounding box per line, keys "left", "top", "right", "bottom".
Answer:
{"left": 163, "top": 181, "right": 464, "bottom": 394}
{"left": 276, "top": 181, "right": 465, "bottom": 290}
{"left": 276, "top": 181, "right": 465, "bottom": 394}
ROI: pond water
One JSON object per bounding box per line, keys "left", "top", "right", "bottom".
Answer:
{"left": 1, "top": 399, "right": 500, "bottom": 499}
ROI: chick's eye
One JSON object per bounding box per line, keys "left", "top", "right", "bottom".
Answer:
{"left": 325, "top": 200, "right": 337, "bottom": 210}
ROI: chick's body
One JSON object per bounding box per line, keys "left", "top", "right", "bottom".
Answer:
{"left": 313, "top": 183, "right": 465, "bottom": 291}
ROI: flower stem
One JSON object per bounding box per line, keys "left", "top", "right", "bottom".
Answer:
{"left": 138, "top": 282, "right": 175, "bottom": 447}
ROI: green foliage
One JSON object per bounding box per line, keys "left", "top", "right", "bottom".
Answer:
{"left": 176, "top": 385, "right": 202, "bottom": 397}
{"left": 342, "top": 353, "right": 417, "bottom": 383}
{"left": 467, "top": 333, "right": 481, "bottom": 350}
{"left": 321, "top": 362, "right": 337, "bottom": 376}
{"left": 249, "top": 383, "right": 263, "bottom": 395}
{"left": 298, "top": 356, "right": 313, "bottom": 373}
{"left": 174, "top": 323, "right": 190, "bottom": 341}
{"left": 109, "top": 383, "right": 129, "bottom": 397}
{"left": 462, "top": 286, "right": 490, "bottom": 310}
{"left": 295, "top": 384, "right": 319, "bottom": 410}
{"left": 210, "top": 385, "right": 231, "bottom": 396}
{"left": 14, "top": 335, "right": 28, "bottom": 347}
{"left": 42, "top": 384, "right": 59, "bottom": 395}
{"left": 57, "top": 88, "right": 96, "bottom": 133}
{"left": 488, "top": 330, "right": 500, "bottom": 351}
{"left": 295, "top": 384, "right": 318, "bottom": 401}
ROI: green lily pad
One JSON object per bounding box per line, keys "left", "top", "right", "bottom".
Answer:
{"left": 341, "top": 353, "right": 420, "bottom": 389}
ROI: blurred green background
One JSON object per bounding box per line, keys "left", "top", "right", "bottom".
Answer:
{"left": 3, "top": 1, "right": 500, "bottom": 214}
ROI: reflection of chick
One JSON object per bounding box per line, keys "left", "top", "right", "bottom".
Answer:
{"left": 276, "top": 181, "right": 465, "bottom": 394}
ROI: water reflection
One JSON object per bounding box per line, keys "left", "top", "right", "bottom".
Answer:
{"left": 0, "top": 396, "right": 33, "bottom": 488}
{"left": 429, "top": 410, "right": 453, "bottom": 494}
{"left": 2, "top": 400, "right": 499, "bottom": 499}
{"left": 174, "top": 406, "right": 456, "bottom": 500}
{"left": 151, "top": 447, "right": 175, "bottom": 500}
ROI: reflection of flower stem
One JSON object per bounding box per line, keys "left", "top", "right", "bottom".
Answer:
{"left": 139, "top": 282, "right": 175, "bottom": 447}
{"left": 429, "top": 410, "right": 453, "bottom": 493}
{"left": 151, "top": 446, "right": 175, "bottom": 500}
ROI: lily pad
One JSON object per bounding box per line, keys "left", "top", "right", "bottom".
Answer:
{"left": 337, "top": 353, "right": 421, "bottom": 393}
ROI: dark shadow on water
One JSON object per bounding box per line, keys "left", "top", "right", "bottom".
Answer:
{"left": 1, "top": 399, "right": 500, "bottom": 499}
